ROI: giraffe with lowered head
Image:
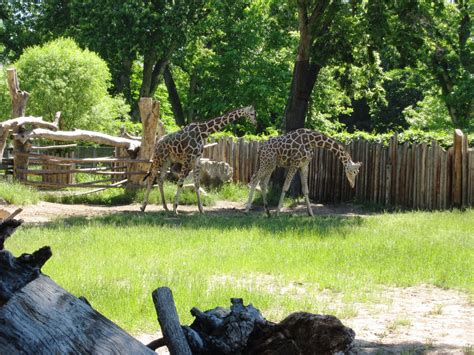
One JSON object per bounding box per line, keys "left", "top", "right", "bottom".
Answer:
{"left": 141, "top": 106, "right": 256, "bottom": 214}
{"left": 245, "top": 128, "right": 362, "bottom": 216}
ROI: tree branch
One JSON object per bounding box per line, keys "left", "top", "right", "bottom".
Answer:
{"left": 13, "top": 128, "right": 141, "bottom": 152}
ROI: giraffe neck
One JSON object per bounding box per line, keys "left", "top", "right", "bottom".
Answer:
{"left": 308, "top": 131, "right": 351, "bottom": 165}
{"left": 198, "top": 108, "right": 246, "bottom": 137}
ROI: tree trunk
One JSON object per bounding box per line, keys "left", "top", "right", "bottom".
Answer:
{"left": 115, "top": 57, "right": 133, "bottom": 104}
{"left": 140, "top": 55, "right": 169, "bottom": 99}
{"left": 152, "top": 287, "right": 192, "bottom": 355}
{"left": 284, "top": 60, "right": 321, "bottom": 132}
{"left": 14, "top": 128, "right": 141, "bottom": 153}
{"left": 164, "top": 65, "right": 186, "bottom": 127}
{"left": 7, "top": 68, "right": 30, "bottom": 181}
{"left": 127, "top": 98, "right": 162, "bottom": 188}
{"left": 0, "top": 275, "right": 154, "bottom": 355}
{"left": 0, "top": 116, "right": 58, "bottom": 158}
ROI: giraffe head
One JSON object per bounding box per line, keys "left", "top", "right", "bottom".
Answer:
{"left": 344, "top": 161, "right": 362, "bottom": 188}
{"left": 242, "top": 105, "right": 257, "bottom": 126}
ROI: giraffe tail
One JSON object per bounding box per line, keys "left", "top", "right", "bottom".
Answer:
{"left": 142, "top": 171, "right": 151, "bottom": 182}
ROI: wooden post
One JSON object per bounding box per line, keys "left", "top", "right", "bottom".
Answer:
{"left": 8, "top": 68, "right": 30, "bottom": 181}
{"left": 461, "top": 133, "right": 468, "bottom": 207}
{"left": 127, "top": 98, "right": 160, "bottom": 187}
{"left": 453, "top": 129, "right": 463, "bottom": 207}
{"left": 152, "top": 287, "right": 192, "bottom": 355}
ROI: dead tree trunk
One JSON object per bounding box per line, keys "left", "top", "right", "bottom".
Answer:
{"left": 0, "top": 217, "right": 154, "bottom": 355}
{"left": 0, "top": 275, "right": 154, "bottom": 354}
{"left": 0, "top": 116, "right": 59, "bottom": 158}
{"left": 8, "top": 68, "right": 30, "bottom": 181}
{"left": 127, "top": 97, "right": 163, "bottom": 188}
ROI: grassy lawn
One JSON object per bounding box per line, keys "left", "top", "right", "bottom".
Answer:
{"left": 6, "top": 209, "right": 473, "bottom": 335}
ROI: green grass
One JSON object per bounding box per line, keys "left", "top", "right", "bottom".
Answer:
{"left": 37, "top": 181, "right": 294, "bottom": 207}
{"left": 0, "top": 180, "right": 41, "bottom": 205}
{"left": 6, "top": 209, "right": 473, "bottom": 334}
{"left": 0, "top": 178, "right": 296, "bottom": 208}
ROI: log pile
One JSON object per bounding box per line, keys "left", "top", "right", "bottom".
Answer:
{"left": 149, "top": 296, "right": 355, "bottom": 354}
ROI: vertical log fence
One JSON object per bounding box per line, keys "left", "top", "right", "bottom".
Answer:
{"left": 202, "top": 130, "right": 473, "bottom": 209}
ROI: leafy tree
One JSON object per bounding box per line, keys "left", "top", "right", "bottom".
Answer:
{"left": 366, "top": 0, "right": 473, "bottom": 130}
{"left": 161, "top": 0, "right": 295, "bottom": 133}
{"left": 36, "top": 0, "right": 207, "bottom": 116}
{"left": 14, "top": 38, "right": 129, "bottom": 132}
{"left": 0, "top": 0, "right": 45, "bottom": 62}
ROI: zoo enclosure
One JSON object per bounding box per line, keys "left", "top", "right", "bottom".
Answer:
{"left": 203, "top": 130, "right": 473, "bottom": 210}
{"left": 3, "top": 129, "right": 472, "bottom": 209}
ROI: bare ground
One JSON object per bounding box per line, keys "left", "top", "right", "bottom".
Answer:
{"left": 6, "top": 200, "right": 374, "bottom": 224}
{"left": 3, "top": 201, "right": 473, "bottom": 354}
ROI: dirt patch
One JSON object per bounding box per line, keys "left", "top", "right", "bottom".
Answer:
{"left": 4, "top": 200, "right": 373, "bottom": 224}
{"left": 207, "top": 274, "right": 473, "bottom": 354}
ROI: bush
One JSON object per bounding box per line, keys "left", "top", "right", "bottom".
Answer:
{"left": 14, "top": 38, "right": 128, "bottom": 132}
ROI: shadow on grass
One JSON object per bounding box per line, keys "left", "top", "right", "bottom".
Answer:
{"left": 38, "top": 208, "right": 365, "bottom": 236}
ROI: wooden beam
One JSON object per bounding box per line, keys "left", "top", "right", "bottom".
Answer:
{"left": 14, "top": 128, "right": 141, "bottom": 152}
{"left": 13, "top": 152, "right": 152, "bottom": 164}
{"left": 453, "top": 129, "right": 463, "bottom": 207}
{"left": 152, "top": 287, "right": 192, "bottom": 355}
{"left": 67, "top": 179, "right": 128, "bottom": 196}
{"left": 32, "top": 144, "right": 77, "bottom": 150}
{"left": 0, "top": 116, "right": 59, "bottom": 131}
{"left": 15, "top": 168, "right": 146, "bottom": 176}
{"left": 23, "top": 181, "right": 128, "bottom": 189}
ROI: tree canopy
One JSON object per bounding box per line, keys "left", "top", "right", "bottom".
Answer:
{"left": 0, "top": 0, "right": 471, "bottom": 134}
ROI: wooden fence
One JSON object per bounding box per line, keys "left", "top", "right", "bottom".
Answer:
{"left": 2, "top": 130, "right": 473, "bottom": 209}
{"left": 4, "top": 145, "right": 149, "bottom": 190}
{"left": 203, "top": 130, "right": 473, "bottom": 209}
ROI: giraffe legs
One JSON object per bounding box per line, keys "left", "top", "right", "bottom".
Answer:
{"left": 245, "top": 163, "right": 275, "bottom": 214}
{"left": 300, "top": 165, "right": 313, "bottom": 216}
{"left": 260, "top": 173, "right": 272, "bottom": 217}
{"left": 173, "top": 160, "right": 193, "bottom": 214}
{"left": 275, "top": 166, "right": 298, "bottom": 216}
{"left": 141, "top": 170, "right": 158, "bottom": 212}
{"left": 193, "top": 158, "right": 204, "bottom": 214}
{"left": 158, "top": 161, "right": 171, "bottom": 211}
{"left": 141, "top": 160, "right": 170, "bottom": 212}
{"left": 245, "top": 171, "right": 261, "bottom": 213}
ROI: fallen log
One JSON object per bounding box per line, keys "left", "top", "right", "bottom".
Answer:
{"left": 150, "top": 296, "right": 356, "bottom": 354}
{"left": 0, "top": 217, "right": 155, "bottom": 355}
{"left": 0, "top": 275, "right": 153, "bottom": 354}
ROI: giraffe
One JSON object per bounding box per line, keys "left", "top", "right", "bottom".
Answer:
{"left": 245, "top": 128, "right": 362, "bottom": 216}
{"left": 141, "top": 106, "right": 256, "bottom": 214}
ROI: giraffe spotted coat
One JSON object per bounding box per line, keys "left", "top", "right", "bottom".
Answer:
{"left": 141, "top": 106, "right": 256, "bottom": 214}
{"left": 246, "top": 128, "right": 362, "bottom": 216}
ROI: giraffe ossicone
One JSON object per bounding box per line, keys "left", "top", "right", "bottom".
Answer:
{"left": 141, "top": 106, "right": 256, "bottom": 214}
{"left": 245, "top": 128, "right": 362, "bottom": 217}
